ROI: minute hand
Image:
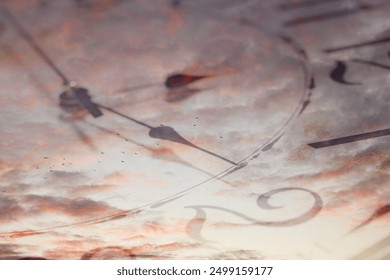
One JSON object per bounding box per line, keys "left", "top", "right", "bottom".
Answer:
{"left": 1, "top": 7, "right": 103, "bottom": 118}
{"left": 95, "top": 103, "right": 238, "bottom": 166}
{"left": 1, "top": 7, "right": 70, "bottom": 86}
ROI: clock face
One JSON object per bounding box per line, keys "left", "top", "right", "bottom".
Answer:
{"left": 0, "top": 0, "right": 389, "bottom": 260}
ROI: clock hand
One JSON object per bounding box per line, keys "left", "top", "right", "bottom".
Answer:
{"left": 85, "top": 122, "right": 237, "bottom": 187}
{"left": 162, "top": 71, "right": 236, "bottom": 102}
{"left": 71, "top": 87, "right": 103, "bottom": 118}
{"left": 96, "top": 103, "right": 153, "bottom": 129}
{"left": 116, "top": 83, "right": 161, "bottom": 94}
{"left": 0, "top": 39, "right": 100, "bottom": 150}
{"left": 1, "top": 7, "right": 103, "bottom": 118}
{"left": 114, "top": 71, "right": 234, "bottom": 106}
{"left": 95, "top": 102, "right": 238, "bottom": 165}
{"left": 1, "top": 7, "right": 70, "bottom": 86}
{"left": 148, "top": 126, "right": 238, "bottom": 165}
{"left": 58, "top": 85, "right": 103, "bottom": 118}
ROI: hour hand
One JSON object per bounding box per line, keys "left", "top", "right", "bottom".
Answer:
{"left": 73, "top": 87, "right": 103, "bottom": 118}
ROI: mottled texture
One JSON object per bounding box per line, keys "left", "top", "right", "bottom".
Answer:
{"left": 0, "top": 0, "right": 389, "bottom": 259}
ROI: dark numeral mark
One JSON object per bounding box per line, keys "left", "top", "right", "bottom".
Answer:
{"left": 324, "top": 36, "right": 390, "bottom": 53}
{"left": 352, "top": 59, "right": 390, "bottom": 70}
{"left": 330, "top": 61, "right": 361, "bottom": 85}
{"left": 329, "top": 58, "right": 389, "bottom": 85}
{"left": 309, "top": 129, "right": 390, "bottom": 149}
{"left": 278, "top": 0, "right": 340, "bottom": 11}
{"left": 284, "top": 5, "right": 372, "bottom": 27}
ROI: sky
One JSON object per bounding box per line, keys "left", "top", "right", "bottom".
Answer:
{"left": 0, "top": 0, "right": 389, "bottom": 259}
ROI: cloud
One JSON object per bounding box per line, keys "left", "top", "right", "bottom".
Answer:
{"left": 1, "top": 183, "right": 34, "bottom": 195}
{"left": 0, "top": 161, "right": 12, "bottom": 173}
{"left": 102, "top": 171, "right": 169, "bottom": 189}
{"left": 1, "top": 0, "right": 389, "bottom": 260}
{"left": 21, "top": 194, "right": 121, "bottom": 218}
{"left": 10, "top": 230, "right": 43, "bottom": 239}
{"left": 75, "top": 242, "right": 197, "bottom": 260}
{"left": 66, "top": 184, "right": 119, "bottom": 196}
{"left": 0, "top": 196, "right": 25, "bottom": 224}
{"left": 0, "top": 193, "right": 124, "bottom": 228}
{"left": 0, "top": 244, "right": 21, "bottom": 260}
{"left": 140, "top": 221, "right": 187, "bottom": 235}
{"left": 47, "top": 171, "right": 88, "bottom": 183}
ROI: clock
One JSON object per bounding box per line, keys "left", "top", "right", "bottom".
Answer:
{"left": 0, "top": 0, "right": 389, "bottom": 260}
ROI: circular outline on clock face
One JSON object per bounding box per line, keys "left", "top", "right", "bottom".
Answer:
{"left": 0, "top": 9, "right": 314, "bottom": 237}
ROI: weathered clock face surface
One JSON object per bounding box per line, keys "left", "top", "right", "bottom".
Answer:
{"left": 0, "top": 0, "right": 389, "bottom": 260}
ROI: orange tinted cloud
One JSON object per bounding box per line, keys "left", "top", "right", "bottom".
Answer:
{"left": 0, "top": 196, "right": 25, "bottom": 224}
{"left": 141, "top": 221, "right": 186, "bottom": 235}
{"left": 0, "top": 244, "right": 21, "bottom": 260}
{"left": 21, "top": 194, "right": 121, "bottom": 218}
{"left": 103, "top": 171, "right": 169, "bottom": 188}
{"left": 10, "top": 230, "right": 43, "bottom": 239}
{"left": 67, "top": 184, "right": 118, "bottom": 196}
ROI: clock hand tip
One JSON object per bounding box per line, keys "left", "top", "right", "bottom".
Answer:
{"left": 165, "top": 73, "right": 208, "bottom": 89}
